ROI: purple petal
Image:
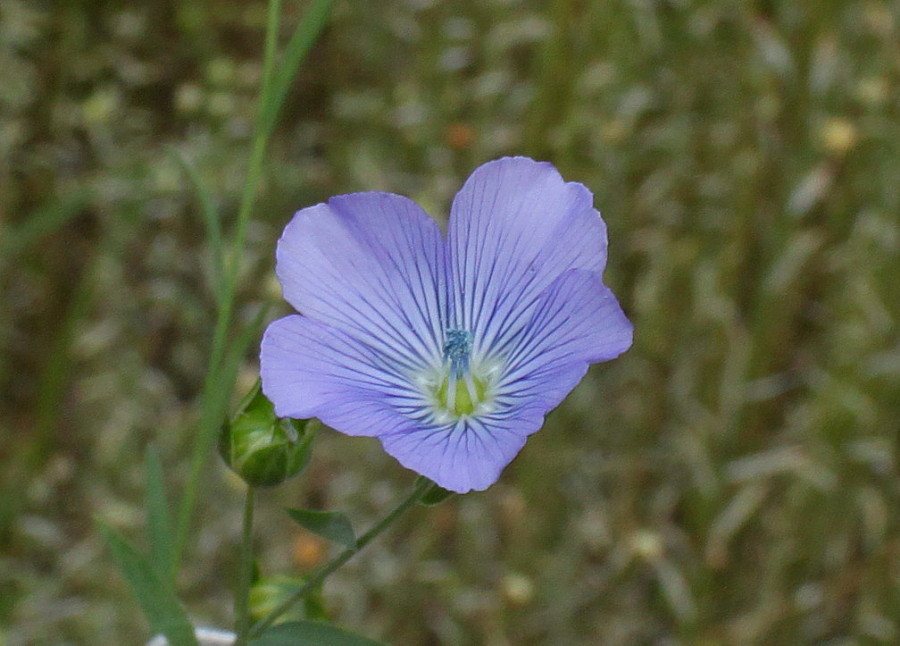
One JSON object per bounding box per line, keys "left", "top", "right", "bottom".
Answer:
{"left": 261, "top": 315, "right": 424, "bottom": 436}
{"left": 276, "top": 192, "right": 448, "bottom": 368}
{"left": 379, "top": 270, "right": 632, "bottom": 494}
{"left": 262, "top": 315, "right": 528, "bottom": 493}
{"left": 498, "top": 268, "right": 633, "bottom": 414}
{"left": 448, "top": 157, "right": 608, "bottom": 357}
{"left": 379, "top": 416, "right": 528, "bottom": 493}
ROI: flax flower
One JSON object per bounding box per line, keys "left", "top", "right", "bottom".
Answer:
{"left": 261, "top": 157, "right": 632, "bottom": 493}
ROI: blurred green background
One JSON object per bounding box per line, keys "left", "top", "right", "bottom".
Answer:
{"left": 1, "top": 0, "right": 898, "bottom": 643}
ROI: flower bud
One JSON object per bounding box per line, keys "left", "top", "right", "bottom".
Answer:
{"left": 249, "top": 575, "right": 326, "bottom": 623}
{"left": 219, "top": 382, "right": 315, "bottom": 487}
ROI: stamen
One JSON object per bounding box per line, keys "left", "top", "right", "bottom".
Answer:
{"left": 443, "top": 329, "right": 473, "bottom": 378}
{"left": 425, "top": 329, "right": 499, "bottom": 421}
{"left": 446, "top": 372, "right": 457, "bottom": 412}
{"left": 463, "top": 372, "right": 479, "bottom": 406}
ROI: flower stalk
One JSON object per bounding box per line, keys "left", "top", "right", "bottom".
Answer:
{"left": 234, "top": 487, "right": 257, "bottom": 646}
{"left": 248, "top": 478, "right": 433, "bottom": 638}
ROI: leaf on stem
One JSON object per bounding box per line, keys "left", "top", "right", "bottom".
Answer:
{"left": 286, "top": 509, "right": 356, "bottom": 549}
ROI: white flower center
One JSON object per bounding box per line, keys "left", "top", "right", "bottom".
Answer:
{"left": 413, "top": 329, "right": 502, "bottom": 423}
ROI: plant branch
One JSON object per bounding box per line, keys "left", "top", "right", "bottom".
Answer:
{"left": 249, "top": 478, "right": 433, "bottom": 637}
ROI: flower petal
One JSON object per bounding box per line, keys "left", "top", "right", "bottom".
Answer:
{"left": 260, "top": 315, "right": 426, "bottom": 436}
{"left": 276, "top": 192, "right": 448, "bottom": 369}
{"left": 448, "top": 157, "right": 608, "bottom": 357}
{"left": 381, "top": 270, "right": 632, "bottom": 494}
{"left": 379, "top": 416, "right": 528, "bottom": 493}
{"left": 497, "top": 268, "right": 632, "bottom": 413}
{"left": 261, "top": 316, "right": 530, "bottom": 493}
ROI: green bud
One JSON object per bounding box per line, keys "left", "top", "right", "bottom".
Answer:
{"left": 219, "top": 381, "right": 315, "bottom": 487}
{"left": 249, "top": 575, "right": 327, "bottom": 623}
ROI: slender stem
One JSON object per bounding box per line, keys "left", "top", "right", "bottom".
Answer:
{"left": 172, "top": 0, "right": 283, "bottom": 570}
{"left": 173, "top": 312, "right": 232, "bottom": 567}
{"left": 234, "top": 487, "right": 257, "bottom": 646}
{"left": 262, "top": 0, "right": 282, "bottom": 90}
{"left": 227, "top": 0, "right": 281, "bottom": 296}
{"left": 249, "top": 479, "right": 434, "bottom": 638}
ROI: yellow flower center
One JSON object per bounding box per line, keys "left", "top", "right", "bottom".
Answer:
{"left": 433, "top": 372, "right": 490, "bottom": 417}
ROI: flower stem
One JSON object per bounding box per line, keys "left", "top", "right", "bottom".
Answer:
{"left": 172, "top": 0, "right": 282, "bottom": 570}
{"left": 248, "top": 478, "right": 433, "bottom": 638}
{"left": 234, "top": 487, "right": 256, "bottom": 646}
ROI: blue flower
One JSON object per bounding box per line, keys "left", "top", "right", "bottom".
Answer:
{"left": 260, "top": 157, "right": 633, "bottom": 493}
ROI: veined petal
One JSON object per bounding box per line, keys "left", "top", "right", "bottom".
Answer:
{"left": 261, "top": 315, "right": 425, "bottom": 437}
{"left": 276, "top": 192, "right": 448, "bottom": 369}
{"left": 379, "top": 416, "right": 529, "bottom": 494}
{"left": 498, "top": 269, "right": 633, "bottom": 413}
{"left": 448, "top": 157, "right": 608, "bottom": 357}
{"left": 264, "top": 158, "right": 633, "bottom": 494}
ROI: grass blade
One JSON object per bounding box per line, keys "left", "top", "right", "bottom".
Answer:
{"left": 174, "top": 303, "right": 271, "bottom": 565}
{"left": 260, "top": 0, "right": 334, "bottom": 141}
{"left": 98, "top": 522, "right": 198, "bottom": 646}
{"left": 0, "top": 192, "right": 87, "bottom": 261}
{"left": 145, "top": 445, "right": 176, "bottom": 586}
{"left": 169, "top": 149, "right": 226, "bottom": 308}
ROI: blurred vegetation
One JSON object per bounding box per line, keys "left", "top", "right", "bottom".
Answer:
{"left": 1, "top": 0, "right": 898, "bottom": 644}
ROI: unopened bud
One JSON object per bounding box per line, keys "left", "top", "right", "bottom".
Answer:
{"left": 219, "top": 382, "right": 315, "bottom": 487}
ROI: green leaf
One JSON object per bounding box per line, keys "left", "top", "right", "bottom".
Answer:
{"left": 302, "top": 593, "right": 330, "bottom": 623}
{"left": 260, "top": 0, "right": 334, "bottom": 141}
{"left": 249, "top": 621, "right": 384, "bottom": 646}
{"left": 0, "top": 192, "right": 87, "bottom": 260}
{"left": 98, "top": 522, "right": 198, "bottom": 646}
{"left": 169, "top": 149, "right": 225, "bottom": 308}
{"left": 145, "top": 445, "right": 176, "bottom": 585}
{"left": 416, "top": 477, "right": 455, "bottom": 506}
{"left": 174, "top": 302, "right": 269, "bottom": 565}
{"left": 286, "top": 509, "right": 356, "bottom": 549}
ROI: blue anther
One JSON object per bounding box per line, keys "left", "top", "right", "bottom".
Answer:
{"left": 443, "top": 329, "right": 473, "bottom": 378}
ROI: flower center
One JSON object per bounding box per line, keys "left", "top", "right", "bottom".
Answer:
{"left": 434, "top": 369, "right": 489, "bottom": 417}
{"left": 416, "top": 328, "right": 499, "bottom": 422}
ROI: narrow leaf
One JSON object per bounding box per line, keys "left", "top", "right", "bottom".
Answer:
{"left": 260, "top": 0, "right": 334, "bottom": 141}
{"left": 175, "top": 303, "right": 270, "bottom": 563}
{"left": 0, "top": 192, "right": 87, "bottom": 259}
{"left": 98, "top": 522, "right": 198, "bottom": 646}
{"left": 145, "top": 445, "right": 176, "bottom": 586}
{"left": 286, "top": 509, "right": 356, "bottom": 549}
{"left": 416, "top": 477, "right": 454, "bottom": 506}
{"left": 249, "top": 621, "right": 384, "bottom": 646}
{"left": 169, "top": 149, "right": 225, "bottom": 308}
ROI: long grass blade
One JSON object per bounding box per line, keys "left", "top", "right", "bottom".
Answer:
{"left": 0, "top": 192, "right": 87, "bottom": 260}
{"left": 99, "top": 522, "right": 198, "bottom": 646}
{"left": 169, "top": 149, "right": 226, "bottom": 308}
{"left": 145, "top": 445, "right": 176, "bottom": 587}
{"left": 260, "top": 0, "right": 334, "bottom": 142}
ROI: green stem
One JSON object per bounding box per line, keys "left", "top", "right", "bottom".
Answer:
{"left": 234, "top": 487, "right": 257, "bottom": 646}
{"left": 173, "top": 308, "right": 232, "bottom": 566}
{"left": 172, "top": 0, "right": 283, "bottom": 569}
{"left": 227, "top": 0, "right": 281, "bottom": 296}
{"left": 249, "top": 479, "right": 434, "bottom": 638}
